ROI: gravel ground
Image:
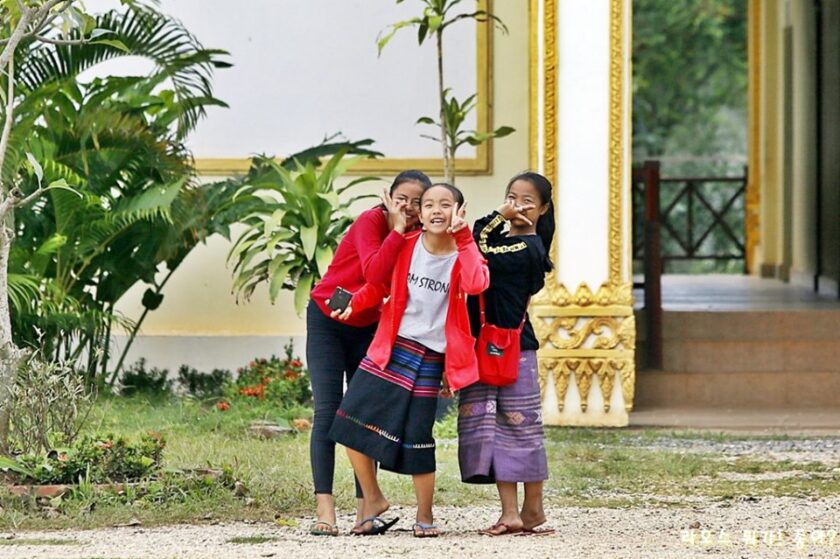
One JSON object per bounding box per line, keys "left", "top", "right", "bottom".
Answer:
{"left": 614, "top": 435, "right": 840, "bottom": 465}
{"left": 2, "top": 499, "right": 840, "bottom": 559}
{"left": 4, "top": 437, "right": 840, "bottom": 558}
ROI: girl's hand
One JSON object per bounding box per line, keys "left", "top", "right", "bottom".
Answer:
{"left": 447, "top": 202, "right": 468, "bottom": 235}
{"left": 327, "top": 300, "right": 354, "bottom": 321}
{"left": 439, "top": 377, "right": 454, "bottom": 398}
{"left": 382, "top": 187, "right": 408, "bottom": 233}
{"left": 497, "top": 200, "right": 535, "bottom": 226}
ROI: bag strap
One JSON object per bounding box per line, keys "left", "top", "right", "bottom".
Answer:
{"left": 480, "top": 292, "right": 530, "bottom": 332}
{"left": 517, "top": 297, "right": 531, "bottom": 332}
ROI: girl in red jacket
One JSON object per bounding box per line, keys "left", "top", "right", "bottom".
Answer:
{"left": 329, "top": 183, "right": 490, "bottom": 538}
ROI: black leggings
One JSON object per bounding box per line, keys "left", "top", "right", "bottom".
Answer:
{"left": 306, "top": 300, "right": 376, "bottom": 497}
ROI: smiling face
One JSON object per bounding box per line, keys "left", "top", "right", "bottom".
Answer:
{"left": 420, "top": 185, "right": 457, "bottom": 234}
{"left": 391, "top": 180, "right": 425, "bottom": 228}
{"left": 506, "top": 179, "right": 548, "bottom": 229}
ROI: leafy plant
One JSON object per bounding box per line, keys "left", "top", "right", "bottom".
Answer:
{"left": 119, "top": 359, "right": 173, "bottom": 398}
{"left": 177, "top": 366, "right": 231, "bottom": 399}
{"left": 6, "top": 351, "right": 93, "bottom": 455}
{"left": 5, "top": 1, "right": 230, "bottom": 392}
{"left": 228, "top": 149, "right": 380, "bottom": 314}
{"left": 232, "top": 342, "right": 312, "bottom": 409}
{"left": 378, "top": 0, "right": 512, "bottom": 183}
{"left": 1, "top": 432, "right": 166, "bottom": 485}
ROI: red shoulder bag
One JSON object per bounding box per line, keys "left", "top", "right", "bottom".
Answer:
{"left": 475, "top": 294, "right": 529, "bottom": 387}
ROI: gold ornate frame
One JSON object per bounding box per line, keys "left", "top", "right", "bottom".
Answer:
{"left": 529, "top": 0, "right": 636, "bottom": 415}
{"left": 195, "top": 0, "right": 495, "bottom": 177}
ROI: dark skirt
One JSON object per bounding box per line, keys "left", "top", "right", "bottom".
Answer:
{"left": 329, "top": 336, "right": 444, "bottom": 475}
{"left": 457, "top": 350, "right": 549, "bottom": 484}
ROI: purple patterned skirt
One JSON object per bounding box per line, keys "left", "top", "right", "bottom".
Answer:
{"left": 457, "top": 350, "right": 548, "bottom": 484}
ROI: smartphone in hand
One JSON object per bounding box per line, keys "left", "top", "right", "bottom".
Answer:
{"left": 327, "top": 286, "right": 352, "bottom": 313}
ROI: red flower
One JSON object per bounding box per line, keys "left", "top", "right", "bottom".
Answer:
{"left": 285, "top": 370, "right": 299, "bottom": 381}
{"left": 216, "top": 401, "right": 230, "bottom": 412}
{"left": 290, "top": 359, "right": 302, "bottom": 368}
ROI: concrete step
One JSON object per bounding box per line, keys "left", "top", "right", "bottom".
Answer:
{"left": 635, "top": 370, "right": 840, "bottom": 408}
{"left": 636, "top": 338, "right": 840, "bottom": 373}
{"left": 635, "top": 310, "right": 840, "bottom": 342}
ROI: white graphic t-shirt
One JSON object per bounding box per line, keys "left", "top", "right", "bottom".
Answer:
{"left": 397, "top": 236, "right": 457, "bottom": 353}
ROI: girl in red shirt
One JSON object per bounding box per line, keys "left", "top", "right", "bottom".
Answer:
{"left": 306, "top": 170, "right": 430, "bottom": 536}
{"left": 329, "top": 183, "right": 490, "bottom": 538}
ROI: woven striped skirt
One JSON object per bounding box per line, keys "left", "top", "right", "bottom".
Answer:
{"left": 457, "top": 350, "right": 548, "bottom": 484}
{"left": 329, "top": 336, "right": 444, "bottom": 475}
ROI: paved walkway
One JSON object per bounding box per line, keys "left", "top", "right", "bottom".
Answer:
{"left": 630, "top": 407, "right": 840, "bottom": 435}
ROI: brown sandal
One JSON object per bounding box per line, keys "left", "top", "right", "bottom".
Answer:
{"left": 480, "top": 522, "right": 523, "bottom": 536}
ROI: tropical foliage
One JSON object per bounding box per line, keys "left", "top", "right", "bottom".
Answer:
{"left": 227, "top": 146, "right": 380, "bottom": 315}
{"left": 7, "top": 2, "right": 230, "bottom": 382}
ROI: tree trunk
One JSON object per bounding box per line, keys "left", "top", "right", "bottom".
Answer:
{"left": 0, "top": 225, "right": 24, "bottom": 455}
{"left": 436, "top": 29, "right": 452, "bottom": 184}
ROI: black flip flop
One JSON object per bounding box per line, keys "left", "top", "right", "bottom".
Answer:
{"left": 353, "top": 516, "right": 399, "bottom": 536}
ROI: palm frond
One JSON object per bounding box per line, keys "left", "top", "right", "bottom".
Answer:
{"left": 17, "top": 3, "right": 230, "bottom": 139}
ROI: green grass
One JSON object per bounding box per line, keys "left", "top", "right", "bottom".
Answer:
{"left": 2, "top": 396, "right": 839, "bottom": 530}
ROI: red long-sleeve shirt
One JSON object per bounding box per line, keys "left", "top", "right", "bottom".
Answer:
{"left": 310, "top": 207, "right": 406, "bottom": 327}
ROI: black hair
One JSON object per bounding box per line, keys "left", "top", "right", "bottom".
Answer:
{"left": 391, "top": 169, "right": 432, "bottom": 193}
{"left": 506, "top": 171, "right": 555, "bottom": 271}
{"left": 422, "top": 182, "right": 465, "bottom": 206}
{"left": 377, "top": 170, "right": 431, "bottom": 210}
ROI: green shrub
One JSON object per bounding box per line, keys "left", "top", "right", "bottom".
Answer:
{"left": 232, "top": 342, "right": 311, "bottom": 408}
{"left": 120, "top": 359, "right": 173, "bottom": 397}
{"left": 177, "top": 366, "right": 231, "bottom": 399}
{"left": 2, "top": 433, "right": 166, "bottom": 485}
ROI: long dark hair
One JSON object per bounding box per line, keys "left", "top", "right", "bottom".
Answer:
{"left": 506, "top": 171, "right": 555, "bottom": 271}
{"left": 423, "top": 182, "right": 465, "bottom": 206}
{"left": 377, "top": 170, "right": 432, "bottom": 209}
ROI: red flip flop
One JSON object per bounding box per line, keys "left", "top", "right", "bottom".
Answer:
{"left": 480, "top": 522, "right": 523, "bottom": 536}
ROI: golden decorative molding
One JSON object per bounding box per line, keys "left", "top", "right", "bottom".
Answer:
{"left": 543, "top": 0, "right": 557, "bottom": 193}
{"left": 608, "top": 0, "right": 626, "bottom": 285}
{"left": 528, "top": 0, "right": 539, "bottom": 170}
{"left": 745, "top": 0, "right": 761, "bottom": 272}
{"left": 195, "top": 0, "right": 494, "bottom": 177}
{"left": 532, "top": 280, "right": 633, "bottom": 308}
{"left": 539, "top": 357, "right": 635, "bottom": 413}
{"left": 528, "top": 1, "right": 634, "bottom": 418}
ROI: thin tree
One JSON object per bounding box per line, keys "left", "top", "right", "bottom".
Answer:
{"left": 0, "top": 0, "right": 124, "bottom": 453}
{"left": 378, "top": 0, "right": 513, "bottom": 184}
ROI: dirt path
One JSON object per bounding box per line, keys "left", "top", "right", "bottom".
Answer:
{"left": 2, "top": 499, "right": 840, "bottom": 559}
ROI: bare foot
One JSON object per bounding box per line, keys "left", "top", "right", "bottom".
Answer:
{"left": 519, "top": 508, "right": 546, "bottom": 531}
{"left": 413, "top": 522, "right": 442, "bottom": 538}
{"left": 481, "top": 514, "right": 524, "bottom": 535}
{"left": 315, "top": 494, "right": 337, "bottom": 527}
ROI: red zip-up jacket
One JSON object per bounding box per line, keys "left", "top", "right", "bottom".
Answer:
{"left": 350, "top": 228, "right": 490, "bottom": 390}
{"left": 310, "top": 207, "right": 406, "bottom": 327}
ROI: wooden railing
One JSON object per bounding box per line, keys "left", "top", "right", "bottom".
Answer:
{"left": 632, "top": 160, "right": 748, "bottom": 369}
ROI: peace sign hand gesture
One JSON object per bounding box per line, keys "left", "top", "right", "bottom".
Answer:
{"left": 497, "top": 199, "right": 535, "bottom": 226}
{"left": 381, "top": 187, "right": 408, "bottom": 233}
{"left": 447, "top": 202, "right": 468, "bottom": 235}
